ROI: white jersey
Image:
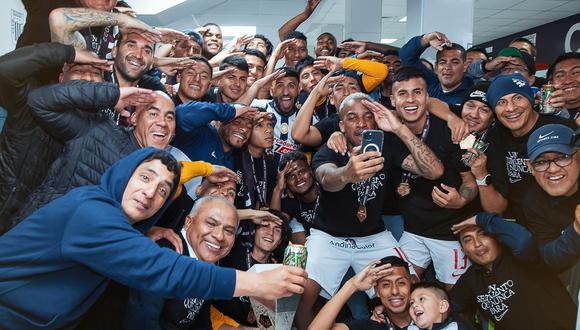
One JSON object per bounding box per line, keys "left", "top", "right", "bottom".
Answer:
{"left": 251, "top": 99, "right": 318, "bottom": 158}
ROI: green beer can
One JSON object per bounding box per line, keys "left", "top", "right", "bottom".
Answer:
{"left": 283, "top": 243, "right": 307, "bottom": 269}
{"left": 540, "top": 84, "right": 556, "bottom": 114}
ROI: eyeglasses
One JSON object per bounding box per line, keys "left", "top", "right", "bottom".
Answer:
{"left": 531, "top": 151, "right": 577, "bottom": 172}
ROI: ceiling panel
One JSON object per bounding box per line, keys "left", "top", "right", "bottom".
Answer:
{"left": 511, "top": 0, "right": 569, "bottom": 10}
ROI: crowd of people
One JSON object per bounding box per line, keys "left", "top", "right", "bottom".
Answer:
{"left": 0, "top": 0, "right": 578, "bottom": 329}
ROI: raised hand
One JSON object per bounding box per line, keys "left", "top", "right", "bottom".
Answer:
{"left": 228, "top": 34, "right": 254, "bottom": 52}
{"left": 73, "top": 48, "right": 112, "bottom": 71}
{"left": 451, "top": 215, "right": 477, "bottom": 235}
{"left": 117, "top": 14, "right": 161, "bottom": 44}
{"left": 421, "top": 31, "right": 451, "bottom": 51}
{"left": 362, "top": 99, "right": 402, "bottom": 133}
{"left": 146, "top": 226, "right": 183, "bottom": 254}
{"left": 313, "top": 56, "right": 343, "bottom": 72}
{"left": 253, "top": 69, "right": 286, "bottom": 89}
{"left": 155, "top": 27, "right": 189, "bottom": 44}
{"left": 272, "top": 38, "right": 298, "bottom": 61}
{"left": 207, "top": 165, "right": 239, "bottom": 184}
{"left": 344, "top": 147, "right": 384, "bottom": 182}
{"left": 312, "top": 70, "right": 342, "bottom": 96}
{"left": 304, "top": 0, "right": 322, "bottom": 15}
{"left": 338, "top": 40, "right": 367, "bottom": 54}
{"left": 115, "top": 87, "right": 156, "bottom": 113}
{"left": 154, "top": 57, "right": 198, "bottom": 76}
{"left": 447, "top": 115, "right": 470, "bottom": 144}
{"left": 468, "top": 148, "right": 488, "bottom": 180}
{"left": 349, "top": 260, "right": 394, "bottom": 292}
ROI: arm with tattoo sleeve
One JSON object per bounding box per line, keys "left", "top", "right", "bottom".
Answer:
{"left": 396, "top": 125, "right": 444, "bottom": 180}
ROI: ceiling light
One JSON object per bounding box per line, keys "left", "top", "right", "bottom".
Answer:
{"left": 399, "top": 16, "right": 407, "bottom": 22}
{"left": 381, "top": 38, "right": 398, "bottom": 44}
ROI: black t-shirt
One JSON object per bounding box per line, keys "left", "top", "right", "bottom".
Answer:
{"left": 345, "top": 318, "right": 404, "bottom": 330}
{"left": 233, "top": 149, "right": 279, "bottom": 209}
{"left": 311, "top": 137, "right": 402, "bottom": 237}
{"left": 280, "top": 190, "right": 319, "bottom": 235}
{"left": 451, "top": 250, "right": 576, "bottom": 330}
{"left": 391, "top": 116, "right": 480, "bottom": 240}
{"left": 524, "top": 184, "right": 580, "bottom": 246}
{"left": 486, "top": 115, "right": 575, "bottom": 224}
{"left": 314, "top": 113, "right": 340, "bottom": 145}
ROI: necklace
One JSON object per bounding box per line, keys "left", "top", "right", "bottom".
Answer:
{"left": 249, "top": 154, "right": 268, "bottom": 207}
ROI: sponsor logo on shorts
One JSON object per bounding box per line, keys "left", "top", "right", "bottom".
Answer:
{"left": 329, "top": 238, "right": 375, "bottom": 250}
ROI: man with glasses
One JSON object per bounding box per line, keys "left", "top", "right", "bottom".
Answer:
{"left": 524, "top": 124, "right": 580, "bottom": 301}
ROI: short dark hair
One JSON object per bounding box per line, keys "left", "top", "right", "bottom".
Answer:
{"left": 243, "top": 48, "right": 267, "bottom": 65}
{"left": 547, "top": 52, "right": 580, "bottom": 80}
{"left": 296, "top": 56, "right": 316, "bottom": 76}
{"left": 317, "top": 32, "right": 337, "bottom": 46}
{"left": 202, "top": 22, "right": 221, "bottom": 30}
{"left": 284, "top": 30, "right": 307, "bottom": 42}
{"left": 411, "top": 281, "right": 450, "bottom": 302}
{"left": 392, "top": 66, "right": 427, "bottom": 85}
{"left": 219, "top": 55, "right": 249, "bottom": 73}
{"left": 466, "top": 47, "right": 488, "bottom": 60}
{"left": 436, "top": 43, "right": 466, "bottom": 62}
{"left": 279, "top": 150, "right": 309, "bottom": 170}
{"left": 141, "top": 150, "right": 182, "bottom": 191}
{"left": 509, "top": 37, "right": 537, "bottom": 57}
{"left": 383, "top": 50, "right": 400, "bottom": 57}
{"left": 178, "top": 54, "right": 212, "bottom": 76}
{"left": 377, "top": 256, "right": 410, "bottom": 273}
{"left": 276, "top": 66, "right": 299, "bottom": 81}
{"left": 252, "top": 34, "right": 274, "bottom": 56}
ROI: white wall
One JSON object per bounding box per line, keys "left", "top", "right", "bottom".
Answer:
{"left": 0, "top": 0, "right": 26, "bottom": 56}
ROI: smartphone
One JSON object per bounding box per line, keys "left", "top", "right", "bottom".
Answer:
{"left": 361, "top": 130, "right": 384, "bottom": 154}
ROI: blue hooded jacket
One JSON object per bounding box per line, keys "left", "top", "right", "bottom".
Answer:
{"left": 0, "top": 148, "right": 236, "bottom": 329}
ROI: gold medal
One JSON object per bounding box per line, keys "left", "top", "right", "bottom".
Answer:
{"left": 280, "top": 122, "right": 289, "bottom": 134}
{"left": 397, "top": 182, "right": 411, "bottom": 197}
{"left": 357, "top": 204, "right": 367, "bottom": 222}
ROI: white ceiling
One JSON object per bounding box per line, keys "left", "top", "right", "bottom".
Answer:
{"left": 130, "top": 0, "right": 580, "bottom": 49}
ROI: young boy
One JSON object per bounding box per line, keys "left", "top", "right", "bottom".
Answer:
{"left": 409, "top": 282, "right": 465, "bottom": 330}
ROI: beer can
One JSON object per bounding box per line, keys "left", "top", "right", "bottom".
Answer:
{"left": 283, "top": 243, "right": 307, "bottom": 269}
{"left": 540, "top": 84, "right": 556, "bottom": 114}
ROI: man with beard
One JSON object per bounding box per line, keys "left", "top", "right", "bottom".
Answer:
{"left": 211, "top": 55, "right": 250, "bottom": 104}
{"left": 172, "top": 100, "right": 256, "bottom": 169}
{"left": 310, "top": 257, "right": 414, "bottom": 330}
{"left": 271, "top": 151, "right": 320, "bottom": 245}
{"left": 547, "top": 52, "right": 580, "bottom": 124}
{"left": 295, "top": 92, "right": 443, "bottom": 328}
{"left": 251, "top": 67, "right": 304, "bottom": 159}
{"left": 173, "top": 56, "right": 214, "bottom": 106}
{"left": 400, "top": 31, "right": 474, "bottom": 106}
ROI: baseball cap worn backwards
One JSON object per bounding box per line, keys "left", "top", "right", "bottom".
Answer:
{"left": 487, "top": 73, "right": 534, "bottom": 111}
{"left": 527, "top": 124, "right": 575, "bottom": 162}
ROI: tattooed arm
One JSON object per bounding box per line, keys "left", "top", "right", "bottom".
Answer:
{"left": 49, "top": 8, "right": 159, "bottom": 49}
{"left": 396, "top": 125, "right": 444, "bottom": 180}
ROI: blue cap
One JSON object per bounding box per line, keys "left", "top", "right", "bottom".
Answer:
{"left": 487, "top": 73, "right": 534, "bottom": 112}
{"left": 527, "top": 124, "right": 575, "bottom": 162}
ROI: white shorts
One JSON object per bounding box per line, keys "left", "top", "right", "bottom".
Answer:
{"left": 305, "top": 228, "right": 412, "bottom": 299}
{"left": 399, "top": 232, "right": 470, "bottom": 284}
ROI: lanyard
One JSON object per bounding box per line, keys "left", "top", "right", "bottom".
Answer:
{"left": 401, "top": 113, "right": 430, "bottom": 183}
{"left": 250, "top": 155, "right": 268, "bottom": 207}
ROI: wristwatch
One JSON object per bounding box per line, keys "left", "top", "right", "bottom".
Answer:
{"left": 476, "top": 174, "right": 491, "bottom": 186}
